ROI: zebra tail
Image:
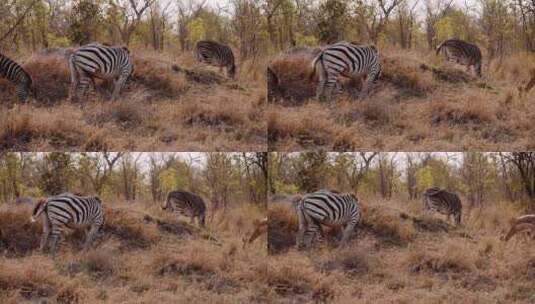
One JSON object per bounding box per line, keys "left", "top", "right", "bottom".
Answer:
{"left": 308, "top": 53, "right": 322, "bottom": 83}
{"left": 68, "top": 54, "right": 78, "bottom": 84}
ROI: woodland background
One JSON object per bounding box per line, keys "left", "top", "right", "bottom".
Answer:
{"left": 0, "top": 152, "right": 268, "bottom": 209}
{"left": 1, "top": 0, "right": 534, "bottom": 59}
{"left": 269, "top": 152, "right": 535, "bottom": 208}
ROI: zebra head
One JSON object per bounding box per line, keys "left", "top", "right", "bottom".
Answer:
{"left": 31, "top": 198, "right": 47, "bottom": 222}
{"left": 454, "top": 210, "right": 462, "bottom": 225}
{"left": 227, "top": 64, "right": 236, "bottom": 79}
{"left": 161, "top": 198, "right": 170, "bottom": 210}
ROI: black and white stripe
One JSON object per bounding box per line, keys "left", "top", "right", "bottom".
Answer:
{"left": 295, "top": 189, "right": 361, "bottom": 249}
{"left": 31, "top": 193, "right": 104, "bottom": 256}
{"left": 162, "top": 190, "right": 207, "bottom": 227}
{"left": 0, "top": 52, "right": 32, "bottom": 101}
{"left": 422, "top": 187, "right": 462, "bottom": 225}
{"left": 68, "top": 43, "right": 133, "bottom": 102}
{"left": 195, "top": 40, "right": 236, "bottom": 79}
{"left": 436, "top": 39, "right": 482, "bottom": 77}
{"left": 311, "top": 41, "right": 381, "bottom": 101}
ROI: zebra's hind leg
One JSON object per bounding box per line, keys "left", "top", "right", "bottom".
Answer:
{"left": 83, "top": 223, "right": 100, "bottom": 250}
{"left": 77, "top": 75, "right": 93, "bottom": 102}
{"left": 49, "top": 234, "right": 61, "bottom": 257}
{"left": 39, "top": 217, "right": 51, "bottom": 252}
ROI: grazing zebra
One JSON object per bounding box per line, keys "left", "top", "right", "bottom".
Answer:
{"left": 30, "top": 193, "right": 104, "bottom": 256}
{"left": 195, "top": 40, "right": 236, "bottom": 79}
{"left": 436, "top": 39, "right": 482, "bottom": 77}
{"left": 422, "top": 187, "right": 462, "bottom": 225}
{"left": 311, "top": 41, "right": 382, "bottom": 101}
{"left": 503, "top": 214, "right": 535, "bottom": 242}
{"left": 295, "top": 190, "right": 362, "bottom": 249}
{"left": 68, "top": 43, "right": 133, "bottom": 102}
{"left": 162, "top": 190, "right": 207, "bottom": 227}
{"left": 0, "top": 52, "right": 32, "bottom": 102}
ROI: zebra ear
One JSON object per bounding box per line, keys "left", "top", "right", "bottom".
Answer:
{"left": 122, "top": 47, "right": 130, "bottom": 54}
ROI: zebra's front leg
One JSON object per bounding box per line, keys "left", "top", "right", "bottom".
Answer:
{"left": 83, "top": 224, "right": 100, "bottom": 250}
{"left": 359, "top": 79, "right": 373, "bottom": 99}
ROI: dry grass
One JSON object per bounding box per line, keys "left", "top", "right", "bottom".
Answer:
{"left": 267, "top": 195, "right": 535, "bottom": 303}
{"left": 0, "top": 201, "right": 266, "bottom": 303}
{"left": 0, "top": 49, "right": 266, "bottom": 151}
{"left": 266, "top": 48, "right": 535, "bottom": 151}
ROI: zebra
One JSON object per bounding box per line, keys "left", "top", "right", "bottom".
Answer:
{"left": 68, "top": 43, "right": 133, "bottom": 102}
{"left": 310, "top": 41, "right": 382, "bottom": 102}
{"left": 422, "top": 187, "right": 462, "bottom": 225}
{"left": 436, "top": 39, "right": 482, "bottom": 77}
{"left": 161, "top": 190, "right": 207, "bottom": 227}
{"left": 503, "top": 214, "right": 535, "bottom": 242}
{"left": 295, "top": 190, "right": 362, "bottom": 249}
{"left": 195, "top": 40, "right": 236, "bottom": 79}
{"left": 0, "top": 52, "right": 32, "bottom": 102}
{"left": 30, "top": 193, "right": 105, "bottom": 256}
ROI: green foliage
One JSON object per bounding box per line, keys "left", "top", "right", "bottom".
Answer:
{"left": 316, "top": 0, "right": 349, "bottom": 43}
{"left": 38, "top": 153, "right": 74, "bottom": 195}
{"left": 435, "top": 9, "right": 479, "bottom": 43}
{"left": 68, "top": 0, "right": 103, "bottom": 45}
{"left": 188, "top": 18, "right": 206, "bottom": 46}
{"left": 295, "top": 33, "right": 318, "bottom": 47}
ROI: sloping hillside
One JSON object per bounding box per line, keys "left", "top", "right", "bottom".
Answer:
{"left": 267, "top": 196, "right": 535, "bottom": 303}
{"left": 0, "top": 201, "right": 267, "bottom": 303}
{"left": 266, "top": 47, "right": 535, "bottom": 151}
{"left": 0, "top": 49, "right": 266, "bottom": 151}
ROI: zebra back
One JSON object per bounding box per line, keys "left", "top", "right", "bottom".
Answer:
{"left": 311, "top": 42, "right": 381, "bottom": 81}
{"left": 70, "top": 43, "right": 133, "bottom": 79}
{"left": 436, "top": 39, "right": 482, "bottom": 65}
{"left": 0, "top": 52, "right": 32, "bottom": 101}
{"left": 164, "top": 190, "right": 207, "bottom": 216}
{"left": 299, "top": 190, "right": 361, "bottom": 227}
{"left": 423, "top": 187, "right": 462, "bottom": 223}
{"left": 195, "top": 40, "right": 236, "bottom": 78}
{"left": 39, "top": 194, "right": 104, "bottom": 227}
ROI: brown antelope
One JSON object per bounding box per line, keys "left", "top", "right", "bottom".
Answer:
{"left": 503, "top": 214, "right": 535, "bottom": 242}
{"left": 242, "top": 217, "right": 268, "bottom": 248}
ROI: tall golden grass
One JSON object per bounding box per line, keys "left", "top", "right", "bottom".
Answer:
{"left": 0, "top": 48, "right": 266, "bottom": 151}
{"left": 266, "top": 48, "right": 535, "bottom": 151}
{"left": 0, "top": 201, "right": 266, "bottom": 303}
{"left": 267, "top": 195, "right": 535, "bottom": 303}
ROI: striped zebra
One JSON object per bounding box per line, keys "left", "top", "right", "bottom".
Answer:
{"left": 30, "top": 193, "right": 104, "bottom": 256}
{"left": 503, "top": 214, "right": 535, "bottom": 242}
{"left": 162, "top": 190, "right": 207, "bottom": 227}
{"left": 295, "top": 190, "right": 362, "bottom": 249}
{"left": 195, "top": 40, "right": 236, "bottom": 79}
{"left": 436, "top": 39, "right": 482, "bottom": 77}
{"left": 422, "top": 187, "right": 462, "bottom": 225}
{"left": 68, "top": 43, "right": 133, "bottom": 102}
{"left": 311, "top": 41, "right": 382, "bottom": 101}
{"left": 0, "top": 52, "right": 32, "bottom": 102}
